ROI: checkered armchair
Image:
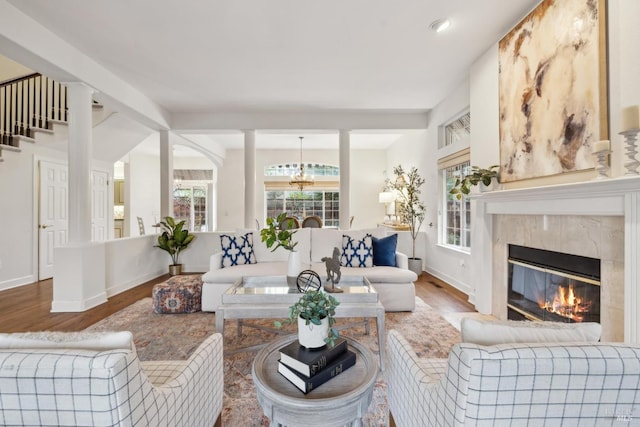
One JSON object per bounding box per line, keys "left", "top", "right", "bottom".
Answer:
{"left": 0, "top": 331, "right": 223, "bottom": 426}
{"left": 387, "top": 329, "right": 640, "bottom": 426}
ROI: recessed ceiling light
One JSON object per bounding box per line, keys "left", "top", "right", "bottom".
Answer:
{"left": 430, "top": 19, "right": 450, "bottom": 33}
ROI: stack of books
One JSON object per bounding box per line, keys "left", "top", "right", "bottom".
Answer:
{"left": 277, "top": 337, "right": 356, "bottom": 394}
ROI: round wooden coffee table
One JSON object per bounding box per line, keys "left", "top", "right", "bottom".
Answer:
{"left": 252, "top": 335, "right": 378, "bottom": 427}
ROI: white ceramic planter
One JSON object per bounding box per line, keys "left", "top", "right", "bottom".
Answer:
{"left": 408, "top": 258, "right": 422, "bottom": 277}
{"left": 287, "top": 250, "right": 302, "bottom": 286}
{"left": 297, "top": 316, "right": 329, "bottom": 349}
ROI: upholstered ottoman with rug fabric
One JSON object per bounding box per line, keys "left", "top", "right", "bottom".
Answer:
{"left": 152, "top": 275, "right": 203, "bottom": 314}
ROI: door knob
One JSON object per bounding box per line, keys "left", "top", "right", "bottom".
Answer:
{"left": 40, "top": 224, "right": 53, "bottom": 229}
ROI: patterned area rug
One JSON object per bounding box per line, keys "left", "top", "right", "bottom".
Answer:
{"left": 86, "top": 296, "right": 461, "bottom": 426}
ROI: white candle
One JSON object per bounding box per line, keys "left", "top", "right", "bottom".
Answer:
{"left": 592, "top": 139, "right": 610, "bottom": 153}
{"left": 622, "top": 105, "right": 640, "bottom": 131}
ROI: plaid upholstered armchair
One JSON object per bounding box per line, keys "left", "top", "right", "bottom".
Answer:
{"left": 387, "top": 327, "right": 640, "bottom": 426}
{"left": 0, "top": 331, "right": 223, "bottom": 427}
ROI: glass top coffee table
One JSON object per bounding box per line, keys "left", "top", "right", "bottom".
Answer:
{"left": 215, "top": 275, "right": 386, "bottom": 370}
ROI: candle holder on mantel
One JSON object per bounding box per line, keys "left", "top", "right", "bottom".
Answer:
{"left": 592, "top": 149, "right": 611, "bottom": 179}
{"left": 620, "top": 128, "right": 640, "bottom": 175}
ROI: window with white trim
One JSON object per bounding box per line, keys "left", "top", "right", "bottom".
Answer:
{"left": 264, "top": 163, "right": 340, "bottom": 227}
{"left": 442, "top": 111, "right": 470, "bottom": 148}
{"left": 442, "top": 161, "right": 471, "bottom": 248}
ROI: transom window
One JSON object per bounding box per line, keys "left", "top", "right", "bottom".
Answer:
{"left": 441, "top": 111, "right": 471, "bottom": 148}
{"left": 265, "top": 164, "right": 339, "bottom": 177}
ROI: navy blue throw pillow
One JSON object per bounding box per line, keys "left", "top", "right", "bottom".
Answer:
{"left": 372, "top": 234, "right": 398, "bottom": 267}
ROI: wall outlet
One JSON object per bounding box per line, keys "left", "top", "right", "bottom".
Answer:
{"left": 459, "top": 259, "right": 466, "bottom": 268}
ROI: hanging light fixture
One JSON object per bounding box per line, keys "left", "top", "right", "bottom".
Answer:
{"left": 289, "top": 136, "right": 314, "bottom": 190}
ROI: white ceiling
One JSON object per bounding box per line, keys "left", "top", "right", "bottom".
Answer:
{"left": 5, "top": 0, "right": 540, "bottom": 150}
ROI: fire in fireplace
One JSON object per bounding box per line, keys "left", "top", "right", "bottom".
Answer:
{"left": 507, "top": 245, "right": 600, "bottom": 323}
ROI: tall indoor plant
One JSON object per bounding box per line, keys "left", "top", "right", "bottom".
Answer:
{"left": 390, "top": 165, "right": 426, "bottom": 276}
{"left": 260, "top": 212, "right": 300, "bottom": 283}
{"left": 155, "top": 216, "right": 195, "bottom": 275}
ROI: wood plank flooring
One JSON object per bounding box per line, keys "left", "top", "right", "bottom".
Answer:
{"left": 0, "top": 272, "right": 475, "bottom": 332}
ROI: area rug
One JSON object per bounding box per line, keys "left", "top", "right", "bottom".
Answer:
{"left": 86, "top": 297, "right": 461, "bottom": 426}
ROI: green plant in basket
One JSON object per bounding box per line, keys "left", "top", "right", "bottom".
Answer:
{"left": 274, "top": 290, "right": 340, "bottom": 347}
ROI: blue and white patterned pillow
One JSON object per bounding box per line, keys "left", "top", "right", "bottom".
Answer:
{"left": 220, "top": 232, "right": 257, "bottom": 268}
{"left": 340, "top": 233, "right": 373, "bottom": 267}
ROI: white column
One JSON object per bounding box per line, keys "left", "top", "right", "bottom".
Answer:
{"left": 52, "top": 82, "right": 106, "bottom": 312}
{"left": 470, "top": 199, "right": 493, "bottom": 314}
{"left": 244, "top": 130, "right": 256, "bottom": 229}
{"left": 66, "top": 83, "right": 93, "bottom": 243}
{"left": 159, "top": 130, "right": 173, "bottom": 220}
{"left": 625, "top": 191, "right": 640, "bottom": 343}
{"left": 339, "top": 130, "right": 351, "bottom": 230}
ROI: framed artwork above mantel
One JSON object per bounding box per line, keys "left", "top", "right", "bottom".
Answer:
{"left": 498, "top": 0, "right": 608, "bottom": 183}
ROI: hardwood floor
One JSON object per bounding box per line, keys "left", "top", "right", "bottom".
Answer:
{"left": 0, "top": 272, "right": 475, "bottom": 332}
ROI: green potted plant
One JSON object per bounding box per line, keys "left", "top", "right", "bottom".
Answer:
{"left": 260, "top": 212, "right": 300, "bottom": 283}
{"left": 389, "top": 165, "right": 426, "bottom": 277}
{"left": 259, "top": 212, "right": 299, "bottom": 252}
{"left": 155, "top": 216, "right": 195, "bottom": 275}
{"left": 449, "top": 165, "right": 499, "bottom": 200}
{"left": 275, "top": 290, "right": 340, "bottom": 348}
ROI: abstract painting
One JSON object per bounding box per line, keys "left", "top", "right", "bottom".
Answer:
{"left": 499, "top": 0, "right": 608, "bottom": 182}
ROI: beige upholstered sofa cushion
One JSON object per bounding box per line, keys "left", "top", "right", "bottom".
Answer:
{"left": 460, "top": 317, "right": 602, "bottom": 345}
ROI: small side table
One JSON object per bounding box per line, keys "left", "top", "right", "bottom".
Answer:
{"left": 252, "top": 335, "right": 378, "bottom": 427}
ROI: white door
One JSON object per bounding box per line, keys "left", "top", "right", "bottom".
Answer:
{"left": 38, "top": 160, "right": 69, "bottom": 280}
{"left": 91, "top": 171, "right": 108, "bottom": 241}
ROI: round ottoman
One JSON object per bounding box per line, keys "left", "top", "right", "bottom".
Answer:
{"left": 152, "top": 275, "right": 203, "bottom": 314}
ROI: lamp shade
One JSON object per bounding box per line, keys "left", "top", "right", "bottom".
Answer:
{"left": 379, "top": 191, "right": 395, "bottom": 204}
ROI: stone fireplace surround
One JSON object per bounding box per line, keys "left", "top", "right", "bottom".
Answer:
{"left": 470, "top": 176, "right": 640, "bottom": 343}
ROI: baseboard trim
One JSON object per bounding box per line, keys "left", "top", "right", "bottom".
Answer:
{"left": 0, "top": 274, "right": 37, "bottom": 292}
{"left": 424, "top": 266, "right": 474, "bottom": 300}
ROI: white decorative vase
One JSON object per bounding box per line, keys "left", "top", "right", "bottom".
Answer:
{"left": 287, "top": 250, "right": 302, "bottom": 286}
{"left": 297, "top": 316, "right": 329, "bottom": 349}
{"left": 479, "top": 177, "right": 498, "bottom": 192}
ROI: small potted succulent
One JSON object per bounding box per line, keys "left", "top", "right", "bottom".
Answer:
{"left": 449, "top": 165, "right": 499, "bottom": 200}
{"left": 260, "top": 212, "right": 300, "bottom": 282}
{"left": 275, "top": 290, "right": 340, "bottom": 348}
{"left": 155, "top": 216, "right": 195, "bottom": 275}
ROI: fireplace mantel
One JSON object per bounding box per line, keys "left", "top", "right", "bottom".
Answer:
{"left": 470, "top": 176, "right": 640, "bottom": 343}
{"left": 475, "top": 176, "right": 640, "bottom": 217}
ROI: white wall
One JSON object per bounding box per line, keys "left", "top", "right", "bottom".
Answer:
{"left": 427, "top": 0, "right": 640, "bottom": 308}
{"left": 127, "top": 151, "right": 160, "bottom": 235}
{"left": 216, "top": 147, "right": 388, "bottom": 232}
{"left": 0, "top": 142, "right": 112, "bottom": 290}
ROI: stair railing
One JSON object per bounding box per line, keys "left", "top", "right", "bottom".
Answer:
{"left": 0, "top": 73, "right": 68, "bottom": 147}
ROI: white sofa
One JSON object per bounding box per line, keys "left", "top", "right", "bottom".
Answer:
{"left": 0, "top": 331, "right": 224, "bottom": 427}
{"left": 386, "top": 320, "right": 640, "bottom": 426}
{"left": 202, "top": 227, "right": 417, "bottom": 312}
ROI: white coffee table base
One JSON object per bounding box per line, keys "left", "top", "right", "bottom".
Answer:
{"left": 252, "top": 335, "right": 378, "bottom": 427}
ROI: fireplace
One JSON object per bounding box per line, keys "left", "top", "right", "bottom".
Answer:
{"left": 507, "top": 245, "right": 601, "bottom": 323}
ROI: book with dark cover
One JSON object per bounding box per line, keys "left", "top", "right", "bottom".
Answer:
{"left": 279, "top": 337, "right": 348, "bottom": 377}
{"left": 277, "top": 349, "right": 356, "bottom": 394}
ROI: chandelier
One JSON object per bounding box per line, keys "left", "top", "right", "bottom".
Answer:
{"left": 289, "top": 136, "right": 314, "bottom": 190}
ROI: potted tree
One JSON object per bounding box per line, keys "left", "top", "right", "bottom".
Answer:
{"left": 390, "top": 165, "right": 426, "bottom": 277}
{"left": 275, "top": 290, "right": 340, "bottom": 348}
{"left": 155, "top": 216, "right": 195, "bottom": 275}
{"left": 449, "top": 165, "right": 499, "bottom": 200}
{"left": 260, "top": 212, "right": 300, "bottom": 284}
